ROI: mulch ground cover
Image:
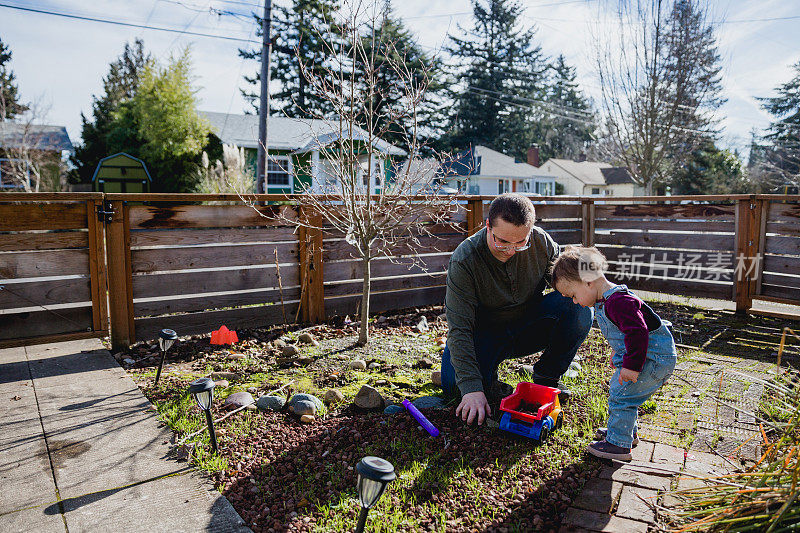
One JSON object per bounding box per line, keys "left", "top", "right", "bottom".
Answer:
{"left": 118, "top": 301, "right": 800, "bottom": 532}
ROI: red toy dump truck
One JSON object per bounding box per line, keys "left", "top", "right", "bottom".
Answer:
{"left": 499, "top": 382, "right": 563, "bottom": 441}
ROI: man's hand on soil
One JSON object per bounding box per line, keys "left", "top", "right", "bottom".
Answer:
{"left": 456, "top": 391, "right": 491, "bottom": 425}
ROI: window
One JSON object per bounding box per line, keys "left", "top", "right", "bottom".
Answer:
{"left": 266, "top": 156, "right": 292, "bottom": 189}
{"left": 498, "top": 179, "right": 510, "bottom": 194}
{"left": 591, "top": 187, "right": 600, "bottom": 195}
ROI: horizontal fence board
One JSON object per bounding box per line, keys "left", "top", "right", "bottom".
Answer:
{"left": 536, "top": 220, "right": 582, "bottom": 231}
{"left": 595, "top": 219, "right": 735, "bottom": 232}
{"left": 324, "top": 254, "right": 450, "bottom": 283}
{"left": 132, "top": 265, "right": 299, "bottom": 299}
{"left": 0, "top": 203, "right": 88, "bottom": 231}
{"left": 763, "top": 254, "right": 800, "bottom": 275}
{"left": 595, "top": 231, "right": 734, "bottom": 251}
{"left": 606, "top": 272, "right": 732, "bottom": 299}
{"left": 0, "top": 307, "right": 93, "bottom": 340}
{"left": 130, "top": 226, "right": 299, "bottom": 248}
{"left": 322, "top": 222, "right": 467, "bottom": 240}
{"left": 0, "top": 278, "right": 91, "bottom": 310}
{"left": 0, "top": 231, "right": 89, "bottom": 252}
{"left": 133, "top": 286, "right": 301, "bottom": 317}
{"left": 134, "top": 302, "right": 299, "bottom": 341}
{"left": 324, "top": 273, "right": 447, "bottom": 297}
{"left": 548, "top": 230, "right": 583, "bottom": 245}
{"left": 766, "top": 222, "right": 800, "bottom": 238}
{"left": 599, "top": 246, "right": 736, "bottom": 268}
{"left": 532, "top": 203, "right": 583, "bottom": 219}
{"left": 325, "top": 286, "right": 447, "bottom": 319}
{"left": 761, "top": 283, "right": 800, "bottom": 303}
{"left": 762, "top": 272, "right": 800, "bottom": 289}
{"left": 767, "top": 202, "right": 800, "bottom": 224}
{"left": 0, "top": 249, "right": 89, "bottom": 278}
{"left": 131, "top": 242, "right": 298, "bottom": 274}
{"left": 594, "top": 203, "right": 736, "bottom": 221}
{"left": 129, "top": 204, "right": 299, "bottom": 229}
{"left": 323, "top": 234, "right": 463, "bottom": 261}
{"left": 764, "top": 235, "right": 800, "bottom": 256}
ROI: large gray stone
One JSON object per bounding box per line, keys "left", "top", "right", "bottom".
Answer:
{"left": 324, "top": 389, "right": 344, "bottom": 404}
{"left": 354, "top": 385, "right": 384, "bottom": 410}
{"left": 572, "top": 478, "right": 624, "bottom": 514}
{"left": 412, "top": 396, "right": 446, "bottom": 409}
{"left": 223, "top": 391, "right": 254, "bottom": 410}
{"left": 384, "top": 404, "right": 404, "bottom": 415}
{"left": 256, "top": 395, "right": 286, "bottom": 412}
{"left": 288, "top": 393, "right": 323, "bottom": 412}
{"left": 291, "top": 400, "right": 317, "bottom": 416}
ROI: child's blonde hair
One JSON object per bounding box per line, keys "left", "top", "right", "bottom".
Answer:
{"left": 551, "top": 246, "right": 609, "bottom": 288}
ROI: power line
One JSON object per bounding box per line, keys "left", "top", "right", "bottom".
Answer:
{"left": 0, "top": 2, "right": 261, "bottom": 44}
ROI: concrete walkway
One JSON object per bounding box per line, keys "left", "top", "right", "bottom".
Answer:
{"left": 0, "top": 339, "right": 250, "bottom": 533}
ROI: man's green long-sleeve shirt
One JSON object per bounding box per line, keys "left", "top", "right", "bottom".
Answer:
{"left": 445, "top": 226, "right": 560, "bottom": 396}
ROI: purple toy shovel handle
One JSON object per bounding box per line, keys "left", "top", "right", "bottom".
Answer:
{"left": 402, "top": 399, "right": 440, "bottom": 437}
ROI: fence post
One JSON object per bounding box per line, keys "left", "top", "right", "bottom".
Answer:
{"left": 106, "top": 200, "right": 134, "bottom": 349}
{"left": 734, "top": 196, "right": 757, "bottom": 313}
{"left": 299, "top": 206, "right": 325, "bottom": 323}
{"left": 753, "top": 198, "right": 768, "bottom": 298}
{"left": 466, "top": 198, "right": 483, "bottom": 236}
{"left": 85, "top": 199, "right": 109, "bottom": 335}
{"left": 581, "top": 199, "right": 595, "bottom": 246}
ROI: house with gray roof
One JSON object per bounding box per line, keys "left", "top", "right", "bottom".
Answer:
{"left": 0, "top": 123, "right": 73, "bottom": 190}
{"left": 538, "top": 157, "right": 641, "bottom": 197}
{"left": 436, "top": 145, "right": 559, "bottom": 196}
{"left": 201, "top": 111, "right": 404, "bottom": 194}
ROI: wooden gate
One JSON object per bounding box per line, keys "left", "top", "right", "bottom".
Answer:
{"left": 0, "top": 193, "right": 109, "bottom": 348}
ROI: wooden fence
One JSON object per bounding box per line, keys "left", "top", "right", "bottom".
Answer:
{"left": 1, "top": 193, "right": 797, "bottom": 349}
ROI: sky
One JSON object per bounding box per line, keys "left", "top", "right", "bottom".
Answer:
{"left": 2, "top": 0, "right": 799, "bottom": 159}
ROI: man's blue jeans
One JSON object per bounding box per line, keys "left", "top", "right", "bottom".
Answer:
{"left": 441, "top": 291, "right": 594, "bottom": 397}
{"left": 606, "top": 354, "right": 676, "bottom": 448}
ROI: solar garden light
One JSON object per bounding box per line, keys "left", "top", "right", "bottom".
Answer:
{"left": 154, "top": 328, "right": 178, "bottom": 387}
{"left": 354, "top": 456, "right": 396, "bottom": 533}
{"left": 188, "top": 377, "right": 218, "bottom": 454}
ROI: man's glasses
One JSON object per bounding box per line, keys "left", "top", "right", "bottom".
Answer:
{"left": 488, "top": 227, "right": 531, "bottom": 252}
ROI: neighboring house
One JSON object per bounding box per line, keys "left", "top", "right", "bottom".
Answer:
{"left": 0, "top": 123, "right": 73, "bottom": 190}
{"left": 201, "top": 111, "right": 405, "bottom": 194}
{"left": 436, "top": 145, "right": 558, "bottom": 196}
{"left": 538, "top": 157, "right": 642, "bottom": 197}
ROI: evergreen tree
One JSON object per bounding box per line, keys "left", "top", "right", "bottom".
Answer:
{"left": 443, "top": 0, "right": 548, "bottom": 159}
{"left": 672, "top": 141, "right": 749, "bottom": 194}
{"left": 536, "top": 54, "right": 595, "bottom": 160}
{"left": 71, "top": 40, "right": 149, "bottom": 183}
{"left": 114, "top": 49, "right": 211, "bottom": 192}
{"left": 0, "top": 37, "right": 27, "bottom": 120}
{"left": 240, "top": 0, "right": 340, "bottom": 117}
{"left": 359, "top": 5, "right": 446, "bottom": 154}
{"left": 758, "top": 61, "right": 800, "bottom": 187}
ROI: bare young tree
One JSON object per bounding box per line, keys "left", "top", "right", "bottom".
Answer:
{"left": 594, "top": 0, "right": 721, "bottom": 194}
{"left": 252, "top": 0, "right": 463, "bottom": 345}
{"left": 0, "top": 101, "right": 67, "bottom": 192}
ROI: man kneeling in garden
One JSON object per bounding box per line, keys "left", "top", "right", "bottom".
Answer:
{"left": 442, "top": 193, "right": 594, "bottom": 425}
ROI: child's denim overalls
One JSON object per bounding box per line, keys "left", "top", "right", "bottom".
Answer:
{"left": 594, "top": 285, "right": 677, "bottom": 448}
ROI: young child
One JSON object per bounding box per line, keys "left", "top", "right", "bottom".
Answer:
{"left": 551, "top": 246, "right": 677, "bottom": 460}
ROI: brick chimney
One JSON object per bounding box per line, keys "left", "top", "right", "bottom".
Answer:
{"left": 527, "top": 144, "right": 540, "bottom": 167}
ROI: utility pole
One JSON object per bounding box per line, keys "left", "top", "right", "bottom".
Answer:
{"left": 256, "top": 0, "right": 273, "bottom": 194}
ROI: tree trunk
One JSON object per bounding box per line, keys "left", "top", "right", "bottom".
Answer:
{"left": 358, "top": 256, "right": 371, "bottom": 346}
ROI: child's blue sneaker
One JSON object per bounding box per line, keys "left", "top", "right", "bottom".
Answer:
{"left": 587, "top": 439, "right": 632, "bottom": 461}
{"left": 595, "top": 427, "right": 640, "bottom": 447}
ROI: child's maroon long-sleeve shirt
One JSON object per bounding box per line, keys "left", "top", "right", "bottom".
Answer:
{"left": 603, "top": 292, "right": 661, "bottom": 372}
